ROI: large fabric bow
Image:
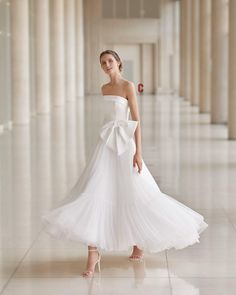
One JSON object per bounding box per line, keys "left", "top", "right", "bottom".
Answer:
{"left": 99, "top": 119, "right": 138, "bottom": 155}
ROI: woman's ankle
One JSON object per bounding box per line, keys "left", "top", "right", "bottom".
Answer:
{"left": 88, "top": 246, "right": 97, "bottom": 251}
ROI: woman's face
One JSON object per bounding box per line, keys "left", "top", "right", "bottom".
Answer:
{"left": 100, "top": 54, "right": 120, "bottom": 75}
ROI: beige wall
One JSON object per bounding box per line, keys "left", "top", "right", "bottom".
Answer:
{"left": 112, "top": 44, "right": 141, "bottom": 88}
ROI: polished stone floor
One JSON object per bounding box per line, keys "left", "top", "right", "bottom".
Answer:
{"left": 1, "top": 94, "right": 236, "bottom": 294}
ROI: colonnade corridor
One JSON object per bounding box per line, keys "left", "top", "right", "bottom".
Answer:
{"left": 1, "top": 94, "right": 236, "bottom": 294}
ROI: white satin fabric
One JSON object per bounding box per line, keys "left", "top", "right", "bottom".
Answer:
{"left": 99, "top": 96, "right": 138, "bottom": 155}
{"left": 41, "top": 95, "right": 208, "bottom": 253}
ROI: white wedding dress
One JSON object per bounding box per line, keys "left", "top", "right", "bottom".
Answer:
{"left": 41, "top": 95, "right": 208, "bottom": 253}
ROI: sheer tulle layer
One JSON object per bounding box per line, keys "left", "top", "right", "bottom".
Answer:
{"left": 41, "top": 137, "right": 208, "bottom": 253}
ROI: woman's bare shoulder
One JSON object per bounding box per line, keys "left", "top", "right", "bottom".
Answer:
{"left": 122, "top": 79, "right": 133, "bottom": 86}
{"left": 101, "top": 83, "right": 110, "bottom": 94}
{"left": 124, "top": 80, "right": 135, "bottom": 95}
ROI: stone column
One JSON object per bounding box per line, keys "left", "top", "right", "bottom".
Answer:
{"left": 84, "top": 0, "right": 102, "bottom": 94}
{"left": 159, "top": 0, "right": 172, "bottom": 93}
{"left": 11, "top": 0, "right": 30, "bottom": 124}
{"left": 172, "top": 0, "right": 180, "bottom": 95}
{"left": 76, "top": 0, "right": 84, "bottom": 98}
{"left": 65, "top": 0, "right": 76, "bottom": 101}
{"left": 34, "top": 0, "right": 50, "bottom": 113}
{"left": 199, "top": 0, "right": 211, "bottom": 113}
{"left": 50, "top": 0, "right": 65, "bottom": 106}
{"left": 211, "top": 0, "right": 228, "bottom": 124}
{"left": 141, "top": 44, "right": 154, "bottom": 94}
{"left": 191, "top": 0, "right": 200, "bottom": 106}
{"left": 179, "top": 0, "right": 187, "bottom": 98}
{"left": 185, "top": 0, "right": 192, "bottom": 101}
{"left": 0, "top": 1, "right": 11, "bottom": 131}
{"left": 228, "top": 0, "right": 236, "bottom": 139}
{"left": 154, "top": 41, "right": 160, "bottom": 94}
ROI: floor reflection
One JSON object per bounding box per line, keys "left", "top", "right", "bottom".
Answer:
{"left": 1, "top": 94, "right": 236, "bottom": 294}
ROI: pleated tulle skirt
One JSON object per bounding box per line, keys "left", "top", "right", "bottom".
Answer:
{"left": 41, "top": 137, "right": 208, "bottom": 253}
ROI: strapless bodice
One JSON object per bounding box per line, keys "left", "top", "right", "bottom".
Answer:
{"left": 99, "top": 95, "right": 138, "bottom": 156}
{"left": 102, "top": 95, "right": 130, "bottom": 121}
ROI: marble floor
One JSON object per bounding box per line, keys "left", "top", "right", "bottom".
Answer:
{"left": 1, "top": 94, "right": 236, "bottom": 294}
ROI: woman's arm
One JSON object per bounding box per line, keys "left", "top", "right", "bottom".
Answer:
{"left": 126, "top": 82, "right": 143, "bottom": 173}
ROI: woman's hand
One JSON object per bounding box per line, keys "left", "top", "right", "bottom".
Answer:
{"left": 133, "top": 152, "right": 143, "bottom": 174}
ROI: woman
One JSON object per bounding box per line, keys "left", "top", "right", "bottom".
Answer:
{"left": 42, "top": 50, "right": 208, "bottom": 278}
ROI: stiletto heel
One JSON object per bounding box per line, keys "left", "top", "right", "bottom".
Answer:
{"left": 81, "top": 249, "right": 101, "bottom": 277}
{"left": 97, "top": 259, "right": 101, "bottom": 272}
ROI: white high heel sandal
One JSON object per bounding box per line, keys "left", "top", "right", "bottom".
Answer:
{"left": 82, "top": 249, "right": 101, "bottom": 277}
{"left": 128, "top": 253, "right": 144, "bottom": 261}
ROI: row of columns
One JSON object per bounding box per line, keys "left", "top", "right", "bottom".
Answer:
{"left": 180, "top": 0, "right": 236, "bottom": 139}
{"left": 11, "top": 0, "right": 84, "bottom": 125}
